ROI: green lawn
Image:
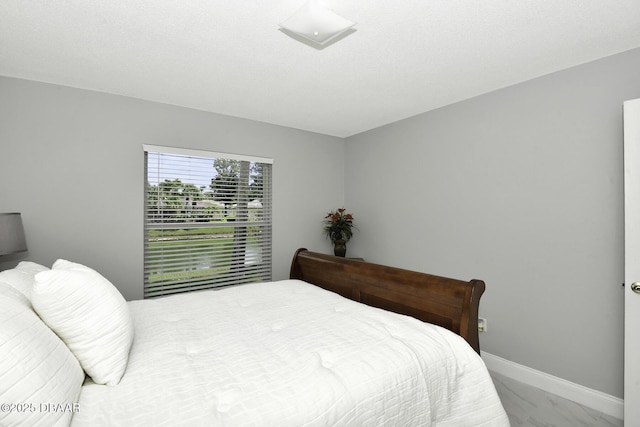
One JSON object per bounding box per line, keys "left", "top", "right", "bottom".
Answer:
{"left": 145, "top": 226, "right": 264, "bottom": 294}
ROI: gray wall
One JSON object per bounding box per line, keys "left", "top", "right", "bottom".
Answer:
{"left": 344, "top": 47, "right": 640, "bottom": 398}
{"left": 0, "top": 77, "right": 344, "bottom": 300}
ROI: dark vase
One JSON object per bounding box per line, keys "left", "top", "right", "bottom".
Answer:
{"left": 333, "top": 239, "right": 347, "bottom": 257}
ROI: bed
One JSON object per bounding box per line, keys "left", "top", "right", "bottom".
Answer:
{"left": 0, "top": 249, "right": 509, "bottom": 426}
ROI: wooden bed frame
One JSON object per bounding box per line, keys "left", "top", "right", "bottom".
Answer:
{"left": 289, "top": 248, "right": 485, "bottom": 354}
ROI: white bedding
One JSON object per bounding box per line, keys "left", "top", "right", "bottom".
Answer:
{"left": 71, "top": 279, "right": 509, "bottom": 426}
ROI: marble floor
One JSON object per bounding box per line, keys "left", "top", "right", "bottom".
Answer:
{"left": 490, "top": 372, "right": 623, "bottom": 427}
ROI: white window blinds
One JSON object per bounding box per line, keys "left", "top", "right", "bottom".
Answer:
{"left": 143, "top": 145, "right": 273, "bottom": 298}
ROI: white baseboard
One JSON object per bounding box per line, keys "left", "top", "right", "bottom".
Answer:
{"left": 482, "top": 352, "right": 623, "bottom": 420}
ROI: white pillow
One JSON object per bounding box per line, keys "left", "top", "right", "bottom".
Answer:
{"left": 0, "top": 282, "right": 84, "bottom": 427}
{"left": 0, "top": 261, "right": 49, "bottom": 300}
{"left": 16, "top": 260, "right": 49, "bottom": 274}
{"left": 32, "top": 259, "right": 134, "bottom": 386}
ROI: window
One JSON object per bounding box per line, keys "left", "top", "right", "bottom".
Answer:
{"left": 143, "top": 145, "right": 273, "bottom": 298}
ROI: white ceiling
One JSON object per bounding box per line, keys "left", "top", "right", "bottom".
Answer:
{"left": 2, "top": 1, "right": 640, "bottom": 138}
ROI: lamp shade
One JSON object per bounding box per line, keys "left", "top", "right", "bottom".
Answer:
{"left": 0, "top": 213, "right": 28, "bottom": 256}
{"left": 279, "top": 0, "right": 356, "bottom": 46}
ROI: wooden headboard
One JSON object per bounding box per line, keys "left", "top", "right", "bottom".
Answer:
{"left": 289, "top": 248, "right": 485, "bottom": 354}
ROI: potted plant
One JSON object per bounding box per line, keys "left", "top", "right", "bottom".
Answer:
{"left": 323, "top": 208, "right": 356, "bottom": 257}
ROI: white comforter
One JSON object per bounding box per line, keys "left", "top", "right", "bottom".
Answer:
{"left": 71, "top": 279, "right": 509, "bottom": 426}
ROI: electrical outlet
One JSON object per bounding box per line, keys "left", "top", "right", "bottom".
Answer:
{"left": 478, "top": 317, "right": 487, "bottom": 332}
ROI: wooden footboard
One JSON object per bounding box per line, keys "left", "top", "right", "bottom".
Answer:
{"left": 289, "top": 248, "right": 485, "bottom": 354}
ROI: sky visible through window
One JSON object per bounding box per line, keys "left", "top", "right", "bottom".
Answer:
{"left": 147, "top": 152, "right": 217, "bottom": 188}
